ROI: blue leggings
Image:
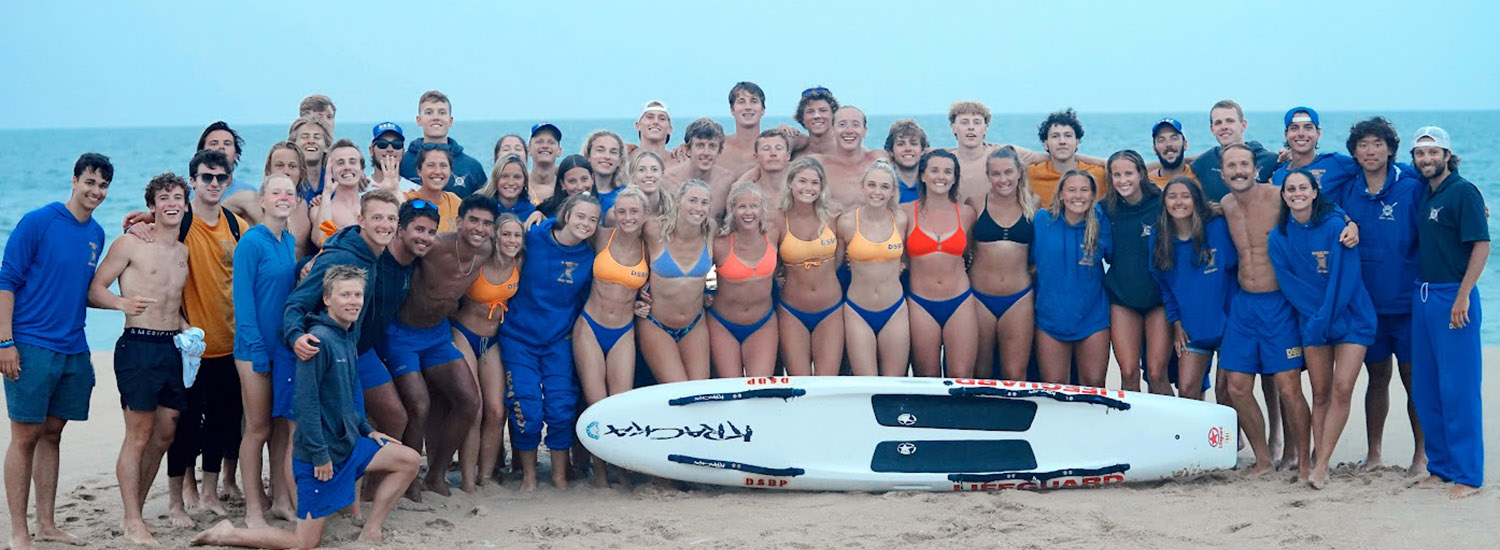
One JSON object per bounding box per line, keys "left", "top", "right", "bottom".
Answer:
{"left": 708, "top": 307, "right": 775, "bottom": 343}
{"left": 1411, "top": 283, "right": 1484, "bottom": 487}
{"left": 499, "top": 335, "right": 579, "bottom": 451}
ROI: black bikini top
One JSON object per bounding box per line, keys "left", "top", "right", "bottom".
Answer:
{"left": 973, "top": 200, "right": 1033, "bottom": 244}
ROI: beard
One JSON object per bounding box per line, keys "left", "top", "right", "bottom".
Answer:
{"left": 1157, "top": 149, "right": 1184, "bottom": 170}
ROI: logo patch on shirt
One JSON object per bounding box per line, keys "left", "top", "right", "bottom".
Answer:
{"left": 88, "top": 242, "right": 101, "bottom": 267}
{"left": 1430, "top": 206, "right": 1443, "bottom": 221}
{"left": 1140, "top": 223, "right": 1152, "bottom": 237}
{"left": 559, "top": 261, "right": 577, "bottom": 284}
{"left": 1380, "top": 201, "right": 1397, "bottom": 221}
{"left": 1312, "top": 250, "right": 1329, "bottom": 274}
{"left": 1078, "top": 244, "right": 1095, "bottom": 266}
{"left": 1203, "top": 248, "right": 1218, "bottom": 274}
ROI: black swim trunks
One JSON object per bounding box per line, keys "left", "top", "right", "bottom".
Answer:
{"left": 114, "top": 328, "right": 187, "bottom": 411}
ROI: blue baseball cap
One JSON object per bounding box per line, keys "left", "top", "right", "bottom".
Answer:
{"left": 1151, "top": 117, "right": 1183, "bottom": 137}
{"left": 530, "top": 122, "right": 562, "bottom": 141}
{"left": 1283, "top": 107, "right": 1319, "bottom": 129}
{"left": 371, "top": 121, "right": 404, "bottom": 140}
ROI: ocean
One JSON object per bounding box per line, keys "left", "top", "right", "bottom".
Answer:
{"left": 1, "top": 110, "right": 1496, "bottom": 348}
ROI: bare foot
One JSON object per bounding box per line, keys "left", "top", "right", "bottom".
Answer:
{"left": 1406, "top": 458, "right": 1428, "bottom": 478}
{"left": 181, "top": 481, "right": 200, "bottom": 508}
{"left": 198, "top": 494, "right": 228, "bottom": 517}
{"left": 243, "top": 514, "right": 270, "bottom": 530}
{"left": 553, "top": 472, "right": 569, "bottom": 491}
{"left": 33, "top": 525, "right": 87, "bottom": 546}
{"left": 1275, "top": 456, "right": 1299, "bottom": 473}
{"left": 189, "top": 519, "right": 235, "bottom": 546}
{"left": 9, "top": 534, "right": 36, "bottom": 550}
{"left": 521, "top": 474, "right": 538, "bottom": 492}
{"left": 1307, "top": 469, "right": 1328, "bottom": 490}
{"left": 357, "top": 527, "right": 385, "bottom": 545}
{"left": 460, "top": 480, "right": 480, "bottom": 494}
{"left": 220, "top": 483, "right": 243, "bottom": 502}
{"left": 424, "top": 474, "right": 453, "bottom": 497}
{"left": 1359, "top": 454, "right": 1384, "bottom": 472}
{"left": 403, "top": 481, "right": 424, "bottom": 503}
{"left": 170, "top": 502, "right": 195, "bottom": 528}
{"left": 267, "top": 504, "right": 297, "bottom": 522}
{"left": 1446, "top": 484, "right": 1481, "bottom": 500}
{"left": 122, "top": 519, "right": 160, "bottom": 545}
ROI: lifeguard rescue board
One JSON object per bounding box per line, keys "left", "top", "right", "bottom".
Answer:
{"left": 576, "top": 377, "right": 1238, "bottom": 491}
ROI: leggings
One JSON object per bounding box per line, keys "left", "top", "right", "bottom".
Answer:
{"left": 167, "top": 355, "right": 244, "bottom": 477}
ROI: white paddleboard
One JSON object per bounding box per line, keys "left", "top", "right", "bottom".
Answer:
{"left": 577, "top": 377, "right": 1238, "bottom": 491}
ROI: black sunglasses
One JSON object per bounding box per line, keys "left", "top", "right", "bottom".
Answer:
{"left": 373, "top": 139, "right": 404, "bottom": 150}
{"left": 196, "top": 173, "right": 229, "bottom": 184}
{"left": 801, "top": 86, "right": 830, "bottom": 97}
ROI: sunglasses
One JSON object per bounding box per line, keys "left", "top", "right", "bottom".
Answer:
{"left": 408, "top": 199, "right": 437, "bottom": 211}
{"left": 196, "top": 173, "right": 230, "bottom": 184}
{"left": 373, "top": 139, "right": 404, "bottom": 150}
{"left": 801, "top": 86, "right": 830, "bottom": 97}
{"left": 419, "top": 142, "right": 452, "bottom": 151}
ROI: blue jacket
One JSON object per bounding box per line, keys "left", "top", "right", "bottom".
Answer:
{"left": 1342, "top": 164, "right": 1423, "bottom": 314}
{"left": 1103, "top": 192, "right": 1164, "bottom": 310}
{"left": 363, "top": 249, "right": 416, "bottom": 350}
{"left": 281, "top": 225, "right": 379, "bottom": 351}
{"left": 499, "top": 196, "right": 537, "bottom": 222}
{"left": 1149, "top": 217, "right": 1238, "bottom": 346}
{"left": 499, "top": 219, "right": 594, "bottom": 344}
{"left": 1189, "top": 140, "right": 1279, "bottom": 201}
{"left": 1031, "top": 205, "right": 1113, "bottom": 341}
{"left": 0, "top": 202, "right": 104, "bottom": 354}
{"left": 292, "top": 312, "right": 372, "bottom": 466}
{"left": 232, "top": 225, "right": 297, "bottom": 369}
{"left": 1272, "top": 152, "right": 1360, "bottom": 206}
{"left": 399, "top": 137, "right": 487, "bottom": 199}
{"left": 899, "top": 177, "right": 920, "bottom": 204}
{"left": 1268, "top": 211, "right": 1377, "bottom": 345}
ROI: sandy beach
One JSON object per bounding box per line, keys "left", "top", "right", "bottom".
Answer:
{"left": 3, "top": 350, "right": 1496, "bottom": 550}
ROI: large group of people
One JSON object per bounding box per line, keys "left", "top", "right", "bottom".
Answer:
{"left": 0, "top": 84, "right": 1488, "bottom": 550}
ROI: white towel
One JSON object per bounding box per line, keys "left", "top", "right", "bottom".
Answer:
{"left": 174, "top": 327, "right": 206, "bottom": 387}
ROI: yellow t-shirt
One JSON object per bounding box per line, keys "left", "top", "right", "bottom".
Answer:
{"left": 405, "top": 190, "right": 461, "bottom": 233}
{"left": 1027, "top": 160, "right": 1107, "bottom": 205}
{"left": 183, "top": 209, "right": 245, "bottom": 358}
{"left": 1147, "top": 164, "right": 1197, "bottom": 189}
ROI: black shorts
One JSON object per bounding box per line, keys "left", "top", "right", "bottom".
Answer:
{"left": 114, "top": 328, "right": 187, "bottom": 412}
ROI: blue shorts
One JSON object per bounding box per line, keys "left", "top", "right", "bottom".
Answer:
{"left": 379, "top": 319, "right": 464, "bottom": 379}
{"left": 270, "top": 346, "right": 297, "bottom": 420}
{"left": 293, "top": 436, "right": 382, "bottom": 520}
{"left": 1367, "top": 313, "right": 1413, "bottom": 364}
{"left": 4, "top": 343, "right": 94, "bottom": 423}
{"left": 1219, "top": 290, "right": 1304, "bottom": 376}
{"left": 357, "top": 349, "right": 392, "bottom": 389}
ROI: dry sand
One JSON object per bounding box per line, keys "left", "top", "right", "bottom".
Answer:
{"left": 2, "top": 350, "right": 1496, "bottom": 550}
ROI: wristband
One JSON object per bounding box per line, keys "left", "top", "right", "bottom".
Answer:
{"left": 0, "top": 339, "right": 14, "bottom": 349}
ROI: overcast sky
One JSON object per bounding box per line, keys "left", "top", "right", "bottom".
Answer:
{"left": 3, "top": 0, "right": 1496, "bottom": 129}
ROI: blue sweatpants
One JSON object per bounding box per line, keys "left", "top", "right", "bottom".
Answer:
{"left": 1411, "top": 283, "right": 1484, "bottom": 488}
{"left": 500, "top": 335, "right": 579, "bottom": 451}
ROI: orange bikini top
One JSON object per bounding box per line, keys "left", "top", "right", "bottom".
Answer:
{"left": 718, "top": 233, "right": 777, "bottom": 282}
{"left": 466, "top": 264, "right": 519, "bottom": 321}
{"left": 593, "top": 228, "right": 649, "bottom": 290}
{"left": 780, "top": 218, "right": 837, "bottom": 269}
{"left": 846, "top": 208, "right": 903, "bottom": 263}
{"left": 907, "top": 202, "right": 966, "bottom": 257}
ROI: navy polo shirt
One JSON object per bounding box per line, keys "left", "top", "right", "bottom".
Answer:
{"left": 1417, "top": 172, "right": 1489, "bottom": 283}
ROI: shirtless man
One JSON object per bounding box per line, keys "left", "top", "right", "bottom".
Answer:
{"left": 664, "top": 118, "right": 737, "bottom": 217}
{"left": 1218, "top": 143, "right": 1312, "bottom": 478}
{"left": 311, "top": 140, "right": 367, "bottom": 246}
{"left": 810, "top": 106, "right": 888, "bottom": 214}
{"left": 735, "top": 130, "right": 793, "bottom": 201}
{"left": 289, "top": 116, "right": 333, "bottom": 200}
{"left": 947, "top": 102, "right": 1092, "bottom": 207}
{"left": 89, "top": 173, "right": 192, "bottom": 545}
{"left": 631, "top": 100, "right": 673, "bottom": 160}
{"left": 528, "top": 122, "right": 562, "bottom": 204}
{"left": 717, "top": 82, "right": 767, "bottom": 176}
{"left": 791, "top": 87, "right": 838, "bottom": 157}
{"left": 383, "top": 195, "right": 497, "bottom": 497}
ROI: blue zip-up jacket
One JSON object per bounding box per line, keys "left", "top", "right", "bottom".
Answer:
{"left": 1148, "top": 217, "right": 1239, "bottom": 346}
{"left": 0, "top": 202, "right": 104, "bottom": 354}
{"left": 232, "top": 225, "right": 296, "bottom": 370}
{"left": 1031, "top": 205, "right": 1113, "bottom": 341}
{"left": 499, "top": 219, "right": 594, "bottom": 344}
{"left": 1189, "top": 140, "right": 1279, "bottom": 201}
{"left": 1103, "top": 191, "right": 1164, "bottom": 310}
{"left": 1342, "top": 164, "right": 1423, "bottom": 315}
{"left": 363, "top": 249, "right": 415, "bottom": 349}
{"left": 1268, "top": 211, "right": 1377, "bottom": 345}
{"left": 292, "top": 312, "right": 372, "bottom": 466}
{"left": 399, "top": 137, "right": 487, "bottom": 199}
{"left": 499, "top": 196, "right": 537, "bottom": 222}
{"left": 281, "top": 225, "right": 379, "bottom": 351}
{"left": 1272, "top": 152, "right": 1360, "bottom": 205}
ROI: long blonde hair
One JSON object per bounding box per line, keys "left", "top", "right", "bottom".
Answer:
{"left": 623, "top": 149, "right": 667, "bottom": 215}
{"left": 778, "top": 157, "right": 833, "bottom": 226}
{"left": 987, "top": 146, "right": 1040, "bottom": 219}
{"left": 861, "top": 159, "right": 901, "bottom": 216}
{"left": 660, "top": 179, "right": 713, "bottom": 239}
{"left": 720, "top": 182, "right": 769, "bottom": 237}
{"left": 1045, "top": 169, "right": 1101, "bottom": 256}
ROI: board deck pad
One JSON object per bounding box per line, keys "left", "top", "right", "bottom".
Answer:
{"left": 870, "top": 440, "right": 1038, "bottom": 473}
{"left": 871, "top": 394, "right": 1038, "bottom": 431}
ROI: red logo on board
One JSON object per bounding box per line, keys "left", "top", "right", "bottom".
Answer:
{"left": 1208, "top": 427, "right": 1224, "bottom": 448}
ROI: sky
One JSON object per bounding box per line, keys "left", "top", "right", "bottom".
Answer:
{"left": 2, "top": 0, "right": 1497, "bottom": 130}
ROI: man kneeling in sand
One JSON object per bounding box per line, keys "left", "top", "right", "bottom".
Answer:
{"left": 194, "top": 266, "right": 419, "bottom": 549}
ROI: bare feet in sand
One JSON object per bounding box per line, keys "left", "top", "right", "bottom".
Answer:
{"left": 1359, "top": 453, "right": 1384, "bottom": 473}
{"left": 424, "top": 474, "right": 453, "bottom": 497}
{"left": 33, "top": 525, "right": 87, "bottom": 546}
{"left": 1406, "top": 457, "right": 1428, "bottom": 478}
{"left": 169, "top": 502, "right": 195, "bottom": 529}
{"left": 198, "top": 492, "right": 228, "bottom": 517}
{"left": 1410, "top": 474, "right": 1445, "bottom": 488}
{"left": 267, "top": 504, "right": 297, "bottom": 522}
{"left": 1245, "top": 460, "right": 1274, "bottom": 477}
{"left": 1275, "top": 456, "right": 1300, "bottom": 473}
{"left": 1446, "top": 484, "right": 1481, "bottom": 500}
{"left": 1306, "top": 468, "right": 1329, "bottom": 490}
{"left": 404, "top": 480, "right": 424, "bottom": 503}
{"left": 189, "top": 519, "right": 236, "bottom": 546}
{"left": 122, "top": 518, "right": 160, "bottom": 545}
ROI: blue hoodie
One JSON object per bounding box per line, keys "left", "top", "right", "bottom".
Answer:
{"left": 281, "top": 225, "right": 380, "bottom": 351}
{"left": 1031, "top": 205, "right": 1113, "bottom": 341}
{"left": 1272, "top": 152, "right": 1360, "bottom": 205}
{"left": 399, "top": 137, "right": 487, "bottom": 199}
{"left": 1342, "top": 163, "right": 1423, "bottom": 315}
{"left": 1149, "top": 217, "right": 1239, "bottom": 346}
{"left": 1189, "top": 140, "right": 1279, "bottom": 202}
{"left": 1268, "top": 211, "right": 1376, "bottom": 345}
{"left": 233, "top": 225, "right": 297, "bottom": 369}
{"left": 499, "top": 219, "right": 594, "bottom": 344}
{"left": 292, "top": 312, "right": 373, "bottom": 466}
{"left": 0, "top": 202, "right": 104, "bottom": 354}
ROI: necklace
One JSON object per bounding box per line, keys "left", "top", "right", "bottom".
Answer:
{"left": 457, "top": 244, "right": 479, "bottom": 277}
